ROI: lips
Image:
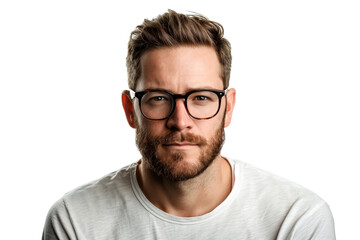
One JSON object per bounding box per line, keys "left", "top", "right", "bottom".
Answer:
{"left": 154, "top": 132, "right": 207, "bottom": 147}
{"left": 162, "top": 142, "right": 198, "bottom": 149}
{"left": 163, "top": 142, "right": 197, "bottom": 146}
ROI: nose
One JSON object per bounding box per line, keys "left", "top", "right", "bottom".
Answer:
{"left": 166, "top": 99, "right": 193, "bottom": 131}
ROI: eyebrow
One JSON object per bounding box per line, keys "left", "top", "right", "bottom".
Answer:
{"left": 141, "top": 87, "right": 223, "bottom": 93}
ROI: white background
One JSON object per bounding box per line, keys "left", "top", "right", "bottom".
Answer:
{"left": 0, "top": 0, "right": 359, "bottom": 239}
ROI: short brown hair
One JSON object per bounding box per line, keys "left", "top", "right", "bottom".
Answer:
{"left": 126, "top": 10, "right": 232, "bottom": 90}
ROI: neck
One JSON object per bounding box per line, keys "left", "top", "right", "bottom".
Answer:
{"left": 136, "top": 155, "right": 232, "bottom": 217}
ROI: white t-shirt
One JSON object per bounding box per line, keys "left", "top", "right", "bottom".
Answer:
{"left": 42, "top": 159, "right": 335, "bottom": 240}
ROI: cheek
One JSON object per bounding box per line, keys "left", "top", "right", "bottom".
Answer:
{"left": 136, "top": 117, "right": 166, "bottom": 136}
{"left": 133, "top": 105, "right": 156, "bottom": 130}
{"left": 196, "top": 117, "right": 223, "bottom": 138}
{"left": 148, "top": 122, "right": 167, "bottom": 135}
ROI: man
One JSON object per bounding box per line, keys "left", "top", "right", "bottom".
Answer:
{"left": 43, "top": 10, "right": 335, "bottom": 239}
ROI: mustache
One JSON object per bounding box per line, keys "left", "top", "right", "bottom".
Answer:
{"left": 154, "top": 132, "right": 207, "bottom": 146}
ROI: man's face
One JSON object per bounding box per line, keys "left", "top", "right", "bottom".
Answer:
{"left": 133, "top": 46, "right": 228, "bottom": 181}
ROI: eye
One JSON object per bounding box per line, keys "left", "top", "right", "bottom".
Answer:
{"left": 191, "top": 93, "right": 216, "bottom": 102}
{"left": 150, "top": 96, "right": 167, "bottom": 101}
{"left": 143, "top": 93, "right": 170, "bottom": 106}
{"left": 194, "top": 95, "right": 209, "bottom": 101}
{"left": 188, "top": 91, "right": 218, "bottom": 106}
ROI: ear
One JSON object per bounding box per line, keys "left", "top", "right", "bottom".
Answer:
{"left": 122, "top": 90, "right": 136, "bottom": 128}
{"left": 224, "top": 88, "right": 236, "bottom": 128}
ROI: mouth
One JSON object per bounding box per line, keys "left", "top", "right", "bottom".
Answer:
{"left": 162, "top": 142, "right": 198, "bottom": 150}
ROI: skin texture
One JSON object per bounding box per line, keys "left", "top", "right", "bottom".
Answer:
{"left": 122, "top": 45, "right": 236, "bottom": 217}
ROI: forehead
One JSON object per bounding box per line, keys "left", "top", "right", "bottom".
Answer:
{"left": 136, "top": 45, "right": 223, "bottom": 92}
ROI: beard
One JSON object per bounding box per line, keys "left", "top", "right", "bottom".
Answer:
{"left": 135, "top": 119, "right": 225, "bottom": 182}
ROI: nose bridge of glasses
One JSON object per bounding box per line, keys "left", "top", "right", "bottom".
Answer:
{"left": 172, "top": 93, "right": 188, "bottom": 100}
{"left": 169, "top": 93, "right": 191, "bottom": 117}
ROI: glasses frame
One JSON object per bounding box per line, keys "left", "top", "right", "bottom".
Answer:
{"left": 130, "top": 89, "right": 226, "bottom": 120}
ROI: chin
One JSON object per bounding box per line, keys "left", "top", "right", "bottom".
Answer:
{"left": 153, "top": 148, "right": 211, "bottom": 181}
{"left": 158, "top": 146, "right": 200, "bottom": 163}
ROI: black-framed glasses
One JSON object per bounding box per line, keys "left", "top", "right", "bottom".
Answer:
{"left": 130, "top": 89, "right": 226, "bottom": 120}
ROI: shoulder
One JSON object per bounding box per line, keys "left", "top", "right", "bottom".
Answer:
{"left": 232, "top": 159, "right": 324, "bottom": 203}
{"left": 230, "top": 159, "right": 335, "bottom": 239}
{"left": 67, "top": 162, "right": 136, "bottom": 206}
{"left": 43, "top": 163, "right": 139, "bottom": 239}
{"left": 230, "top": 159, "right": 333, "bottom": 218}
{"left": 46, "top": 162, "right": 137, "bottom": 219}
